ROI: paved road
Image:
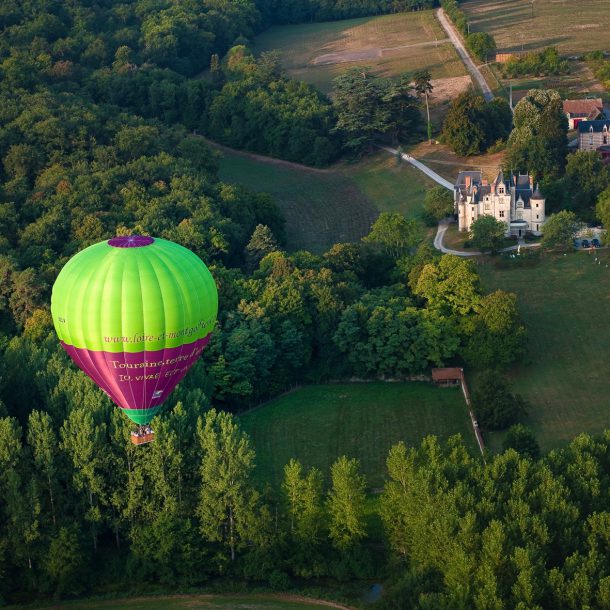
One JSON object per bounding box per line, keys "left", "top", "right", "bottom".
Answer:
{"left": 434, "top": 219, "right": 542, "bottom": 256}
{"left": 380, "top": 145, "right": 454, "bottom": 190}
{"left": 434, "top": 219, "right": 480, "bottom": 256}
{"left": 436, "top": 8, "right": 494, "bottom": 102}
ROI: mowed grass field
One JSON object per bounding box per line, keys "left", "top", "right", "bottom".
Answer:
{"left": 41, "top": 594, "right": 352, "bottom": 610}
{"left": 217, "top": 146, "right": 436, "bottom": 253}
{"left": 252, "top": 12, "right": 466, "bottom": 94}
{"left": 478, "top": 252, "right": 610, "bottom": 451}
{"left": 462, "top": 0, "right": 610, "bottom": 55}
{"left": 240, "top": 383, "right": 476, "bottom": 488}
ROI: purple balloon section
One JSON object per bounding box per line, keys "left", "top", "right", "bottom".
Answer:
{"left": 60, "top": 335, "right": 211, "bottom": 411}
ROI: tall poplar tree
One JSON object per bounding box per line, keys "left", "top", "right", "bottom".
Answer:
{"left": 27, "top": 410, "right": 59, "bottom": 527}
{"left": 196, "top": 409, "right": 256, "bottom": 562}
{"left": 326, "top": 456, "right": 367, "bottom": 551}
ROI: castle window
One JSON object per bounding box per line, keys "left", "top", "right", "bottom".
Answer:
{"left": 536, "top": 203, "right": 539, "bottom": 208}
{"left": 499, "top": 210, "right": 505, "bottom": 218}
{"left": 604, "top": 135, "right": 608, "bottom": 145}
{"left": 536, "top": 214, "right": 539, "bottom": 219}
{"left": 590, "top": 134, "right": 594, "bottom": 146}
{"left": 484, "top": 202, "right": 491, "bottom": 211}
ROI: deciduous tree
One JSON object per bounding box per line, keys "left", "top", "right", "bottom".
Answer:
{"left": 197, "top": 409, "right": 256, "bottom": 562}
{"left": 326, "top": 456, "right": 366, "bottom": 551}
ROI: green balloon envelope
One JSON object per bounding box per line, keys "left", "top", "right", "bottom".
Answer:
{"left": 51, "top": 236, "right": 218, "bottom": 424}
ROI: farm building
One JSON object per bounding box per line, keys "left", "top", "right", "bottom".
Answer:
{"left": 431, "top": 368, "right": 463, "bottom": 387}
{"left": 563, "top": 98, "right": 605, "bottom": 130}
{"left": 454, "top": 171, "right": 545, "bottom": 237}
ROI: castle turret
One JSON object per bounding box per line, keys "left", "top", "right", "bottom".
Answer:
{"left": 530, "top": 183, "right": 545, "bottom": 234}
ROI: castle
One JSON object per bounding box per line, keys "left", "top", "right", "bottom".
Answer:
{"left": 454, "top": 170, "right": 545, "bottom": 237}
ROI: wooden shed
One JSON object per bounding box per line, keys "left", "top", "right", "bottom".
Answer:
{"left": 495, "top": 53, "right": 516, "bottom": 64}
{"left": 431, "top": 367, "right": 463, "bottom": 387}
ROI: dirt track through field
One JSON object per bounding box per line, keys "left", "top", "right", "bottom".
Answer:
{"left": 311, "top": 38, "right": 449, "bottom": 65}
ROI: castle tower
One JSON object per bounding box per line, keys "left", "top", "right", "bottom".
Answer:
{"left": 530, "top": 184, "right": 545, "bottom": 235}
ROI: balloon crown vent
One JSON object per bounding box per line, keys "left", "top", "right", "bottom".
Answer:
{"left": 108, "top": 235, "right": 155, "bottom": 248}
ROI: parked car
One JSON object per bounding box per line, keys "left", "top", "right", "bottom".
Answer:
{"left": 581, "top": 239, "right": 590, "bottom": 248}
{"left": 591, "top": 238, "right": 600, "bottom": 247}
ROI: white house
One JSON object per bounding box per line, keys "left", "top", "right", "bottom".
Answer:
{"left": 454, "top": 170, "right": 545, "bottom": 237}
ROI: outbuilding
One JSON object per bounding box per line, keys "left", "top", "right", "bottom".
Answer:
{"left": 431, "top": 367, "right": 463, "bottom": 387}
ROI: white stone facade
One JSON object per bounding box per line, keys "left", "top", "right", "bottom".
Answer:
{"left": 454, "top": 171, "right": 545, "bottom": 237}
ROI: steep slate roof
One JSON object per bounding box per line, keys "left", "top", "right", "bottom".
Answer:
{"left": 578, "top": 119, "right": 610, "bottom": 133}
{"left": 455, "top": 170, "right": 482, "bottom": 187}
{"left": 455, "top": 170, "right": 539, "bottom": 208}
{"left": 563, "top": 98, "right": 603, "bottom": 117}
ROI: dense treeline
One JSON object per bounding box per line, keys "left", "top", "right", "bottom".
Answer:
{"left": 2, "top": 403, "right": 610, "bottom": 608}
{"left": 256, "top": 0, "right": 439, "bottom": 25}
{"left": 0, "top": 0, "right": 341, "bottom": 167}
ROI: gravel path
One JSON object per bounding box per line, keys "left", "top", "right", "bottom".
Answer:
{"left": 379, "top": 145, "right": 454, "bottom": 190}
{"left": 436, "top": 8, "right": 494, "bottom": 102}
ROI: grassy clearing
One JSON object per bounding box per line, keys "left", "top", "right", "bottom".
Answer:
{"left": 407, "top": 142, "right": 505, "bottom": 183}
{"left": 477, "top": 251, "right": 610, "bottom": 452}
{"left": 217, "top": 146, "right": 435, "bottom": 253}
{"left": 41, "top": 594, "right": 350, "bottom": 610}
{"left": 341, "top": 152, "right": 437, "bottom": 217}
{"left": 252, "top": 12, "right": 466, "bottom": 94}
{"left": 462, "top": 0, "right": 610, "bottom": 55}
{"left": 240, "top": 382, "right": 476, "bottom": 488}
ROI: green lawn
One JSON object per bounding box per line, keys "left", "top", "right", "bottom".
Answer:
{"left": 40, "top": 594, "right": 350, "bottom": 610}
{"left": 240, "top": 382, "right": 476, "bottom": 488}
{"left": 342, "top": 153, "right": 436, "bottom": 217}
{"left": 217, "top": 147, "right": 435, "bottom": 253}
{"left": 252, "top": 12, "right": 466, "bottom": 94}
{"left": 477, "top": 251, "right": 610, "bottom": 452}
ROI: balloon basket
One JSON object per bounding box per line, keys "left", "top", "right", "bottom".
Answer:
{"left": 131, "top": 428, "right": 155, "bottom": 445}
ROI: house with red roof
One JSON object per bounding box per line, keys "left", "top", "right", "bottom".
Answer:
{"left": 563, "top": 98, "right": 605, "bottom": 130}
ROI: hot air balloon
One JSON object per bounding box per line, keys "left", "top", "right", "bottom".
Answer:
{"left": 51, "top": 235, "right": 218, "bottom": 445}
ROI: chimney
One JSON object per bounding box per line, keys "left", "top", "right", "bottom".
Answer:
{"left": 482, "top": 179, "right": 489, "bottom": 186}
{"left": 465, "top": 175, "right": 471, "bottom": 188}
{"left": 529, "top": 175, "right": 533, "bottom": 188}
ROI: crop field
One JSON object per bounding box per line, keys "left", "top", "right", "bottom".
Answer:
{"left": 478, "top": 251, "right": 610, "bottom": 452}
{"left": 42, "top": 594, "right": 352, "bottom": 610}
{"left": 240, "top": 382, "right": 476, "bottom": 488}
{"left": 252, "top": 12, "right": 467, "bottom": 94}
{"left": 462, "top": 0, "right": 610, "bottom": 55}
{"left": 217, "top": 146, "right": 435, "bottom": 253}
